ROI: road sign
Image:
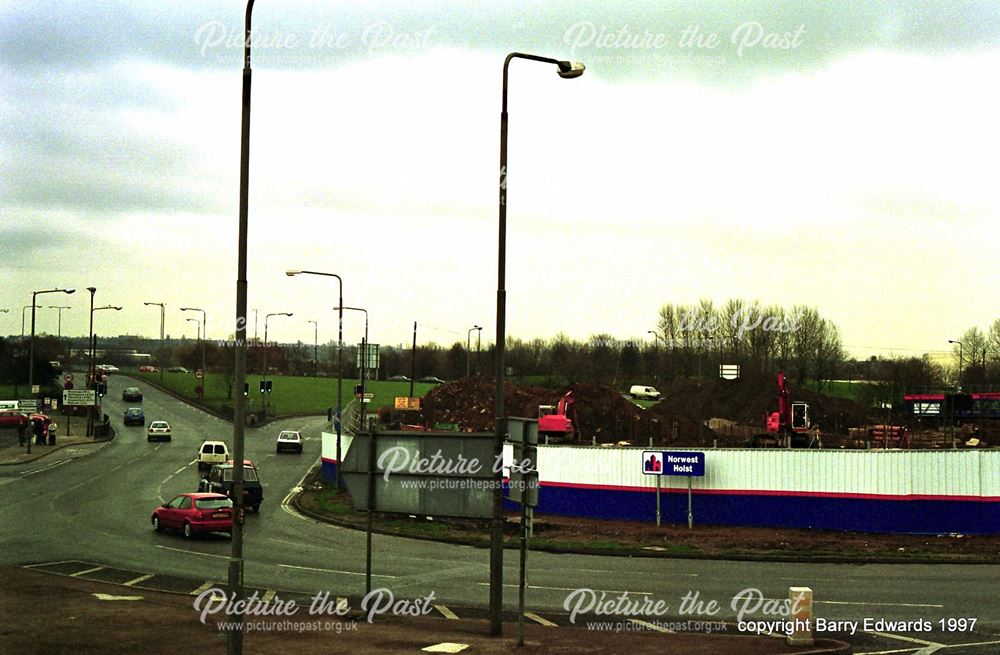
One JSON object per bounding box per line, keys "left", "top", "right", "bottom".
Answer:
{"left": 195, "top": 369, "right": 204, "bottom": 380}
{"left": 63, "top": 389, "right": 97, "bottom": 406}
{"left": 64, "top": 381, "right": 74, "bottom": 390}
{"left": 360, "top": 392, "right": 374, "bottom": 404}
{"left": 64, "top": 372, "right": 74, "bottom": 383}
{"left": 642, "top": 451, "right": 705, "bottom": 476}
{"left": 31, "top": 385, "right": 40, "bottom": 394}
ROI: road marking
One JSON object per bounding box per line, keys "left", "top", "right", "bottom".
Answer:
{"left": 123, "top": 573, "right": 155, "bottom": 587}
{"left": 523, "top": 612, "right": 557, "bottom": 627}
{"left": 70, "top": 566, "right": 105, "bottom": 577}
{"left": 190, "top": 581, "right": 225, "bottom": 596}
{"left": 277, "top": 564, "right": 396, "bottom": 579}
{"left": 173, "top": 466, "right": 186, "bottom": 475}
{"left": 23, "top": 560, "right": 83, "bottom": 568}
{"left": 20, "top": 460, "right": 70, "bottom": 476}
{"left": 868, "top": 632, "right": 942, "bottom": 647}
{"left": 155, "top": 545, "right": 230, "bottom": 560}
{"left": 477, "top": 583, "right": 651, "bottom": 595}
{"left": 628, "top": 618, "right": 674, "bottom": 633}
{"left": 434, "top": 604, "right": 459, "bottom": 620}
{"left": 261, "top": 590, "right": 276, "bottom": 603}
{"left": 818, "top": 600, "right": 944, "bottom": 608}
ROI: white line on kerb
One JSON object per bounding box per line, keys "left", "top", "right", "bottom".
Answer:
{"left": 524, "top": 612, "right": 557, "bottom": 627}
{"left": 434, "top": 604, "right": 459, "bottom": 620}
{"left": 123, "top": 573, "right": 155, "bottom": 587}
{"left": 277, "top": 564, "right": 396, "bottom": 579}
{"left": 629, "top": 618, "right": 674, "bottom": 633}
{"left": 476, "top": 583, "right": 651, "bottom": 595}
{"left": 868, "top": 631, "right": 942, "bottom": 647}
{"left": 154, "top": 545, "right": 230, "bottom": 560}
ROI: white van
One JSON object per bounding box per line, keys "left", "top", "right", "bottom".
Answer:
{"left": 629, "top": 385, "right": 661, "bottom": 400}
{"left": 198, "top": 440, "right": 230, "bottom": 469}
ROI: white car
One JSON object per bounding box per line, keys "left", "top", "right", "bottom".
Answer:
{"left": 276, "top": 430, "right": 303, "bottom": 453}
{"left": 147, "top": 421, "right": 171, "bottom": 442}
{"left": 198, "top": 440, "right": 230, "bottom": 469}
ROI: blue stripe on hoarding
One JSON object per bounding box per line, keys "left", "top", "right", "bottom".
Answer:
{"left": 529, "top": 484, "right": 1000, "bottom": 535}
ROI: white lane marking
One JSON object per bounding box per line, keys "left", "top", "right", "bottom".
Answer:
{"left": 868, "top": 632, "right": 942, "bottom": 647}
{"left": 523, "top": 612, "right": 557, "bottom": 627}
{"left": 434, "top": 604, "right": 459, "bottom": 620}
{"left": 277, "top": 563, "right": 396, "bottom": 579}
{"left": 261, "top": 590, "right": 276, "bottom": 603}
{"left": 20, "top": 460, "right": 71, "bottom": 476}
{"left": 70, "top": 566, "right": 105, "bottom": 577}
{"left": 155, "top": 545, "right": 230, "bottom": 560}
{"left": 173, "top": 466, "right": 187, "bottom": 475}
{"left": 190, "top": 581, "right": 226, "bottom": 596}
{"left": 628, "top": 618, "right": 674, "bottom": 633}
{"left": 818, "top": 600, "right": 945, "bottom": 608}
{"left": 123, "top": 573, "right": 156, "bottom": 587}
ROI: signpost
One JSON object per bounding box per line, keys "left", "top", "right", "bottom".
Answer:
{"left": 507, "top": 417, "right": 539, "bottom": 648}
{"left": 642, "top": 451, "right": 705, "bottom": 529}
{"left": 393, "top": 397, "right": 421, "bottom": 411}
{"left": 63, "top": 389, "right": 97, "bottom": 407}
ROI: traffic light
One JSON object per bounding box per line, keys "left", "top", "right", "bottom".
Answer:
{"left": 266, "top": 380, "right": 273, "bottom": 393}
{"left": 243, "top": 383, "right": 249, "bottom": 397}
{"left": 259, "top": 380, "right": 266, "bottom": 394}
{"left": 97, "top": 382, "right": 107, "bottom": 397}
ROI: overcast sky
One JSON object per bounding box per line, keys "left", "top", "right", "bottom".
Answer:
{"left": 2, "top": 1, "right": 997, "bottom": 356}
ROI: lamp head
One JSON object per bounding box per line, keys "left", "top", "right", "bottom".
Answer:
{"left": 286, "top": 270, "right": 301, "bottom": 277}
{"left": 87, "top": 287, "right": 96, "bottom": 294}
{"left": 65, "top": 288, "right": 76, "bottom": 295}
{"left": 557, "top": 61, "right": 585, "bottom": 79}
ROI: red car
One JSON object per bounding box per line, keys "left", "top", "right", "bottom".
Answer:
{"left": 151, "top": 493, "right": 233, "bottom": 538}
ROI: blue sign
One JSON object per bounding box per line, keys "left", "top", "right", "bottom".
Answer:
{"left": 643, "top": 451, "right": 705, "bottom": 477}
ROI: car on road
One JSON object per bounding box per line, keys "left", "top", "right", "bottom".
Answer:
{"left": 96, "top": 364, "right": 119, "bottom": 374}
{"left": 417, "top": 376, "right": 445, "bottom": 384}
{"left": 147, "top": 421, "right": 171, "bottom": 442}
{"left": 629, "top": 385, "right": 662, "bottom": 400}
{"left": 123, "top": 407, "right": 145, "bottom": 426}
{"left": 198, "top": 460, "right": 263, "bottom": 512}
{"left": 197, "top": 440, "right": 230, "bottom": 470}
{"left": 388, "top": 375, "right": 410, "bottom": 382}
{"left": 276, "top": 430, "right": 303, "bottom": 453}
{"left": 167, "top": 366, "right": 189, "bottom": 374}
{"left": 151, "top": 492, "right": 233, "bottom": 538}
{"left": 122, "top": 387, "right": 143, "bottom": 402}
{"left": 138, "top": 365, "right": 160, "bottom": 373}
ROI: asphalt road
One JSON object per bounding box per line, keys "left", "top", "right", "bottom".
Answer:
{"left": 2, "top": 373, "right": 999, "bottom": 654}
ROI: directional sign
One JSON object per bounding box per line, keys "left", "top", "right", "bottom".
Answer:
{"left": 63, "top": 389, "right": 97, "bottom": 407}
{"left": 643, "top": 451, "right": 705, "bottom": 477}
{"left": 394, "top": 397, "right": 421, "bottom": 411}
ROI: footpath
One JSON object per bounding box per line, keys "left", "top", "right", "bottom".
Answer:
{"left": 0, "top": 416, "right": 109, "bottom": 466}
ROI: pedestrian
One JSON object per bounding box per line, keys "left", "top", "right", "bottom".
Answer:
{"left": 17, "top": 419, "right": 26, "bottom": 447}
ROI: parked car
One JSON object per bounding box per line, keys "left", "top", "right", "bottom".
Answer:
{"left": 388, "top": 375, "right": 410, "bottom": 382}
{"left": 151, "top": 492, "right": 233, "bottom": 538}
{"left": 197, "top": 440, "right": 230, "bottom": 470}
{"left": 276, "top": 430, "right": 303, "bottom": 453}
{"left": 138, "top": 365, "right": 160, "bottom": 373}
{"left": 0, "top": 410, "right": 27, "bottom": 428}
{"left": 122, "top": 387, "right": 143, "bottom": 402}
{"left": 96, "top": 364, "right": 118, "bottom": 374}
{"left": 417, "top": 376, "right": 445, "bottom": 384}
{"left": 123, "top": 407, "right": 145, "bottom": 426}
{"left": 198, "top": 460, "right": 263, "bottom": 512}
{"left": 147, "top": 420, "right": 171, "bottom": 442}
{"left": 167, "top": 366, "right": 189, "bottom": 373}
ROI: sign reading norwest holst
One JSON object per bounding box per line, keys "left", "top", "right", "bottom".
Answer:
{"left": 643, "top": 451, "right": 705, "bottom": 477}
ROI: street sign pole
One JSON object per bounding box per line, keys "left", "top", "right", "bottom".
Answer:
{"left": 656, "top": 475, "right": 661, "bottom": 527}
{"left": 688, "top": 477, "right": 693, "bottom": 529}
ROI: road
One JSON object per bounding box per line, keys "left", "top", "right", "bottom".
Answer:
{"left": 2, "top": 373, "right": 999, "bottom": 654}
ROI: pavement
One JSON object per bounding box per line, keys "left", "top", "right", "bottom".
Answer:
{"left": 0, "top": 419, "right": 109, "bottom": 466}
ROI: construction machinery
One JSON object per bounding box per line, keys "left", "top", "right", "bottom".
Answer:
{"left": 538, "top": 390, "right": 579, "bottom": 443}
{"left": 751, "top": 372, "right": 816, "bottom": 448}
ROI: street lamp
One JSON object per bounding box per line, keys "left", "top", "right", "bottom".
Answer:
{"left": 647, "top": 330, "right": 661, "bottom": 384}
{"left": 144, "top": 302, "right": 166, "bottom": 384}
{"left": 186, "top": 317, "right": 202, "bottom": 394}
{"left": 181, "top": 307, "right": 207, "bottom": 379}
{"left": 492, "top": 52, "right": 584, "bottom": 636}
{"left": 27, "top": 287, "right": 74, "bottom": 454}
{"left": 307, "top": 320, "right": 318, "bottom": 377}
{"left": 467, "top": 325, "right": 482, "bottom": 378}
{"left": 48, "top": 306, "right": 71, "bottom": 339}
{"left": 949, "top": 339, "right": 964, "bottom": 388}
{"left": 263, "top": 312, "right": 293, "bottom": 416}
{"left": 286, "top": 269, "right": 344, "bottom": 487}
{"left": 22, "top": 304, "right": 40, "bottom": 339}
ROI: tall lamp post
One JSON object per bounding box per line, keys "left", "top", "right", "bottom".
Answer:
{"left": 286, "top": 270, "right": 343, "bottom": 487}
{"left": 493, "top": 52, "right": 584, "bottom": 636}
{"left": 88, "top": 303, "right": 122, "bottom": 438}
{"left": 48, "top": 305, "right": 71, "bottom": 338}
{"left": 467, "top": 325, "right": 482, "bottom": 378}
{"left": 949, "top": 339, "right": 964, "bottom": 388}
{"left": 307, "top": 320, "right": 318, "bottom": 377}
{"left": 181, "top": 307, "right": 207, "bottom": 378}
{"left": 263, "top": 312, "right": 293, "bottom": 416}
{"left": 647, "top": 330, "right": 661, "bottom": 384}
{"left": 22, "top": 304, "right": 40, "bottom": 338}
{"left": 28, "top": 288, "right": 75, "bottom": 454}
{"left": 144, "top": 302, "right": 166, "bottom": 385}
{"left": 186, "top": 317, "right": 202, "bottom": 394}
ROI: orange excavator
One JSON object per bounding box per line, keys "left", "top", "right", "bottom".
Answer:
{"left": 538, "top": 390, "right": 579, "bottom": 443}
